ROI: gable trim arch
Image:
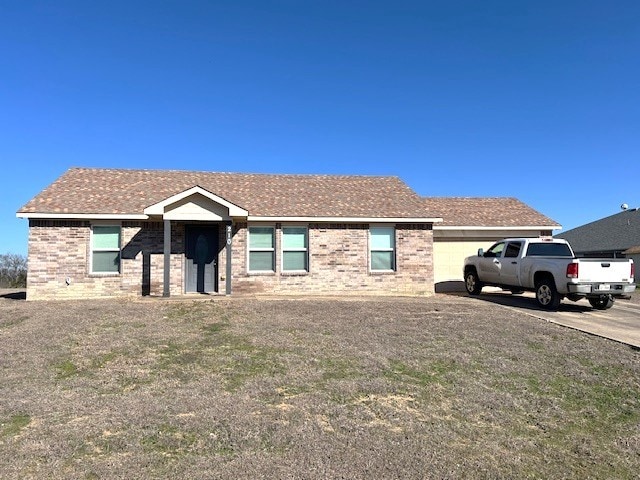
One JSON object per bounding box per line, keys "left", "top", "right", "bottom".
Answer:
{"left": 144, "top": 185, "right": 249, "bottom": 221}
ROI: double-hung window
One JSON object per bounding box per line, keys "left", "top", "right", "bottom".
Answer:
{"left": 248, "top": 226, "right": 275, "bottom": 272}
{"left": 282, "top": 227, "right": 308, "bottom": 272}
{"left": 370, "top": 226, "right": 396, "bottom": 271}
{"left": 91, "top": 225, "right": 121, "bottom": 273}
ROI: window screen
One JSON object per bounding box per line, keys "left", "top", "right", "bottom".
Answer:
{"left": 370, "top": 227, "right": 396, "bottom": 271}
{"left": 282, "top": 227, "right": 308, "bottom": 271}
{"left": 248, "top": 227, "right": 275, "bottom": 271}
{"left": 92, "top": 226, "right": 121, "bottom": 273}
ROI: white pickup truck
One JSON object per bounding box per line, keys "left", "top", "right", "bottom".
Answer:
{"left": 463, "top": 237, "right": 635, "bottom": 310}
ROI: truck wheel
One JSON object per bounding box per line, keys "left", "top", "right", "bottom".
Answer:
{"left": 465, "top": 270, "right": 482, "bottom": 295}
{"left": 588, "top": 295, "right": 615, "bottom": 310}
{"left": 535, "top": 277, "right": 561, "bottom": 310}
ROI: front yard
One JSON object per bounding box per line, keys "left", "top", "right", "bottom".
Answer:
{"left": 1, "top": 293, "right": 639, "bottom": 479}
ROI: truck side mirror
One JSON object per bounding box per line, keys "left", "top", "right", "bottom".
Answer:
{"left": 477, "top": 248, "right": 484, "bottom": 257}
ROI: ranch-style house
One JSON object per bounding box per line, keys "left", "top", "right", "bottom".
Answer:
{"left": 17, "top": 168, "right": 559, "bottom": 300}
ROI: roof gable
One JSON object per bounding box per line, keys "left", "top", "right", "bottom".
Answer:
{"left": 144, "top": 186, "right": 248, "bottom": 219}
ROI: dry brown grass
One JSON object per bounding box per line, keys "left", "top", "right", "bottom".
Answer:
{"left": 1, "top": 291, "right": 639, "bottom": 479}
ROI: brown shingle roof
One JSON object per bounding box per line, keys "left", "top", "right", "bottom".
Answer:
{"left": 18, "top": 167, "right": 433, "bottom": 218}
{"left": 422, "top": 197, "right": 560, "bottom": 228}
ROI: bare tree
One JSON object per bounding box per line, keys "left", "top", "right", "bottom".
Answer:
{"left": 0, "top": 253, "right": 27, "bottom": 288}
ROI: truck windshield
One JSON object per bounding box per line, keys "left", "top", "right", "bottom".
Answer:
{"left": 526, "top": 243, "right": 573, "bottom": 257}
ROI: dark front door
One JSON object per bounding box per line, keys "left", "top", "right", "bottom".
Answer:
{"left": 185, "top": 225, "right": 218, "bottom": 293}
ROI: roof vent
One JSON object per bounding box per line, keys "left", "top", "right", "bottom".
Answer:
{"left": 621, "top": 203, "right": 629, "bottom": 211}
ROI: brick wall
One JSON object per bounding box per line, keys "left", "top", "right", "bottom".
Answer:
{"left": 26, "top": 220, "right": 434, "bottom": 300}
{"left": 230, "top": 223, "right": 434, "bottom": 296}
{"left": 26, "top": 220, "right": 184, "bottom": 300}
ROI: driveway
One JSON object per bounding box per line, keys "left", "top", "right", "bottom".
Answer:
{"left": 458, "top": 290, "right": 640, "bottom": 348}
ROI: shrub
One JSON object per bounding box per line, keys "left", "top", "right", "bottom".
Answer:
{"left": 0, "top": 253, "right": 27, "bottom": 288}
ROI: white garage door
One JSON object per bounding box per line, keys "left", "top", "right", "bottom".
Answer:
{"left": 433, "top": 239, "right": 497, "bottom": 284}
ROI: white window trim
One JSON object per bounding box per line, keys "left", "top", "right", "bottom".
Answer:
{"left": 281, "top": 225, "right": 309, "bottom": 273}
{"left": 369, "top": 225, "right": 396, "bottom": 273}
{"left": 90, "top": 223, "right": 122, "bottom": 275}
{"left": 247, "top": 225, "right": 276, "bottom": 274}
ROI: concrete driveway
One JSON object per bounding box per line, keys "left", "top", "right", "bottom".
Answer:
{"left": 465, "top": 290, "right": 640, "bottom": 348}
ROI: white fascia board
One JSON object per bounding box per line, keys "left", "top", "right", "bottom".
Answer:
{"left": 16, "top": 212, "right": 148, "bottom": 220}
{"left": 247, "top": 216, "right": 443, "bottom": 223}
{"left": 435, "top": 225, "right": 560, "bottom": 230}
{"left": 144, "top": 186, "right": 248, "bottom": 217}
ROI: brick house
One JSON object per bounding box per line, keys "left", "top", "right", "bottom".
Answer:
{"left": 17, "top": 168, "right": 443, "bottom": 300}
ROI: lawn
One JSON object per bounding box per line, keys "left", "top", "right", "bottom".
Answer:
{"left": 1, "top": 294, "right": 639, "bottom": 479}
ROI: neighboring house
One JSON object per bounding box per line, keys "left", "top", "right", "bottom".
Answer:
{"left": 17, "top": 168, "right": 443, "bottom": 300}
{"left": 624, "top": 246, "right": 640, "bottom": 272}
{"left": 555, "top": 208, "right": 640, "bottom": 267}
{"left": 422, "top": 197, "right": 561, "bottom": 285}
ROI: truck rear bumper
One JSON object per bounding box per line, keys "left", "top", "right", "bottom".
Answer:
{"left": 567, "top": 283, "right": 636, "bottom": 296}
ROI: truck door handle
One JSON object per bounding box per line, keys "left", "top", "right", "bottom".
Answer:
{"left": 493, "top": 259, "right": 500, "bottom": 264}
{"left": 511, "top": 261, "right": 517, "bottom": 265}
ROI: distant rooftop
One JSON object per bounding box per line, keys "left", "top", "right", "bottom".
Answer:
{"left": 555, "top": 208, "right": 640, "bottom": 253}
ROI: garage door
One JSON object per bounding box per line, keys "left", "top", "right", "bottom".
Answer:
{"left": 433, "top": 239, "right": 497, "bottom": 284}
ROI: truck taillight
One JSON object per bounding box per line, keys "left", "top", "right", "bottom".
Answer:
{"left": 632, "top": 262, "right": 635, "bottom": 280}
{"left": 566, "top": 263, "right": 579, "bottom": 278}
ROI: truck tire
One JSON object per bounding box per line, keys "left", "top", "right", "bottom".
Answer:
{"left": 535, "top": 276, "right": 561, "bottom": 310}
{"left": 465, "top": 269, "right": 482, "bottom": 295}
{"left": 588, "top": 295, "right": 615, "bottom": 310}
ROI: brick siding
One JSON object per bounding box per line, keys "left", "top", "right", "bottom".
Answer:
{"left": 26, "top": 220, "right": 434, "bottom": 300}
{"left": 230, "top": 223, "right": 433, "bottom": 296}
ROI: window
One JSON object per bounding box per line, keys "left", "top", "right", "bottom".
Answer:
{"left": 370, "top": 227, "right": 395, "bottom": 271}
{"left": 526, "top": 242, "right": 573, "bottom": 257}
{"left": 248, "top": 226, "right": 275, "bottom": 272}
{"left": 504, "top": 242, "right": 522, "bottom": 258}
{"left": 484, "top": 242, "right": 505, "bottom": 258}
{"left": 91, "top": 225, "right": 121, "bottom": 273}
{"left": 282, "top": 227, "right": 308, "bottom": 272}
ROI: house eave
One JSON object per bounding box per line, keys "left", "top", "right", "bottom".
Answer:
{"left": 16, "top": 212, "right": 149, "bottom": 220}
{"left": 434, "top": 225, "right": 561, "bottom": 231}
{"left": 247, "top": 216, "right": 443, "bottom": 223}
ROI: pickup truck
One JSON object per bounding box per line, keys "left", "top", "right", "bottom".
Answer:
{"left": 463, "top": 237, "right": 635, "bottom": 310}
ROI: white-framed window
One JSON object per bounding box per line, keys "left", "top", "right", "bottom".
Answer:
{"left": 282, "top": 226, "right": 308, "bottom": 272}
{"left": 91, "top": 225, "right": 121, "bottom": 274}
{"left": 248, "top": 226, "right": 275, "bottom": 272}
{"left": 370, "top": 226, "right": 396, "bottom": 271}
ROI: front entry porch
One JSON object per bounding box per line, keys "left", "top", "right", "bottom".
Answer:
{"left": 144, "top": 186, "right": 248, "bottom": 297}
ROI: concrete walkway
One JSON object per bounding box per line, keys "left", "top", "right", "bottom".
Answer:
{"left": 475, "top": 291, "right": 640, "bottom": 349}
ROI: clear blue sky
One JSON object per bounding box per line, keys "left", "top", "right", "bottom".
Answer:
{"left": 2, "top": 1, "right": 639, "bottom": 256}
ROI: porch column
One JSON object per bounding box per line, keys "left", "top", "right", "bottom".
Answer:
{"left": 225, "top": 222, "right": 232, "bottom": 295}
{"left": 163, "top": 219, "right": 171, "bottom": 297}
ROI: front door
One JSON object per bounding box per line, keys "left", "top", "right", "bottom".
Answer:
{"left": 185, "top": 225, "right": 218, "bottom": 293}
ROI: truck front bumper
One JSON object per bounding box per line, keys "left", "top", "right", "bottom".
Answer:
{"left": 567, "top": 283, "right": 636, "bottom": 296}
